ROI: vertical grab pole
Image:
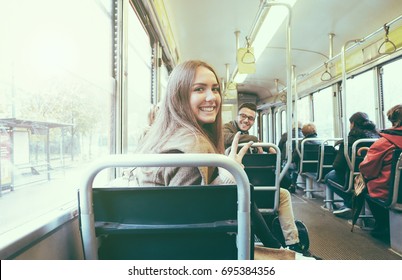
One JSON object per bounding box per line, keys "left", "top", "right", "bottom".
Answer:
{"left": 341, "top": 39, "right": 363, "bottom": 170}
{"left": 262, "top": 2, "right": 293, "bottom": 182}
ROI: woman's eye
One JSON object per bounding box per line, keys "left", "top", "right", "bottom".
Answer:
{"left": 212, "top": 87, "right": 220, "bottom": 92}
{"left": 194, "top": 87, "right": 204, "bottom": 92}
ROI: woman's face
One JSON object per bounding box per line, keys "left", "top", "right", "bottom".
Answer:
{"left": 190, "top": 66, "right": 221, "bottom": 125}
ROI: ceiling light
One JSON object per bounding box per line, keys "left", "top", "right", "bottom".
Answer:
{"left": 233, "top": 0, "right": 298, "bottom": 83}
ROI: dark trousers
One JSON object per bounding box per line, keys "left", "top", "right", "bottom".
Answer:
{"left": 252, "top": 203, "right": 282, "bottom": 248}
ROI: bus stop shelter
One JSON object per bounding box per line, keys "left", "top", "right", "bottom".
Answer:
{"left": 0, "top": 118, "right": 73, "bottom": 195}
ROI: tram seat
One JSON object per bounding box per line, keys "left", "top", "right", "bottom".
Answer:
{"left": 88, "top": 185, "right": 254, "bottom": 260}
{"left": 316, "top": 145, "right": 337, "bottom": 183}
{"left": 326, "top": 139, "right": 376, "bottom": 196}
{"left": 298, "top": 142, "right": 321, "bottom": 198}
{"left": 299, "top": 143, "right": 321, "bottom": 178}
{"left": 242, "top": 153, "right": 279, "bottom": 216}
{"left": 364, "top": 149, "right": 402, "bottom": 254}
{"left": 78, "top": 154, "right": 253, "bottom": 260}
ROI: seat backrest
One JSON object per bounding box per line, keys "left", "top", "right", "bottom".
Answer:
{"left": 299, "top": 143, "right": 321, "bottom": 174}
{"left": 242, "top": 153, "right": 279, "bottom": 215}
{"left": 316, "top": 145, "right": 336, "bottom": 181}
{"left": 352, "top": 142, "right": 373, "bottom": 172}
{"left": 89, "top": 185, "right": 253, "bottom": 260}
{"left": 345, "top": 139, "right": 376, "bottom": 192}
{"left": 243, "top": 153, "right": 276, "bottom": 186}
{"left": 78, "top": 153, "right": 253, "bottom": 260}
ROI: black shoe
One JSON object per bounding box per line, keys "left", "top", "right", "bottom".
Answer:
{"left": 289, "top": 184, "right": 296, "bottom": 193}
{"left": 287, "top": 243, "right": 322, "bottom": 259}
{"left": 287, "top": 243, "right": 304, "bottom": 254}
{"left": 310, "top": 254, "right": 323, "bottom": 260}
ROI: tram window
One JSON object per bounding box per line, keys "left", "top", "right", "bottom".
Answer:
{"left": 0, "top": 0, "right": 115, "bottom": 237}
{"left": 382, "top": 58, "right": 402, "bottom": 117}
{"left": 297, "top": 95, "right": 311, "bottom": 125}
{"left": 127, "top": 5, "right": 152, "bottom": 153}
{"left": 313, "top": 87, "right": 334, "bottom": 138}
{"left": 249, "top": 114, "right": 258, "bottom": 136}
{"left": 344, "top": 70, "right": 376, "bottom": 129}
{"left": 281, "top": 108, "right": 287, "bottom": 135}
{"left": 262, "top": 113, "right": 269, "bottom": 142}
{"left": 159, "top": 64, "right": 169, "bottom": 102}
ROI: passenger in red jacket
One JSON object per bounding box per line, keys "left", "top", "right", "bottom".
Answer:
{"left": 359, "top": 104, "right": 402, "bottom": 240}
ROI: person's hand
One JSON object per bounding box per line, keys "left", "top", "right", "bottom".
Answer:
{"left": 268, "top": 147, "right": 276, "bottom": 154}
{"left": 228, "top": 131, "right": 253, "bottom": 167}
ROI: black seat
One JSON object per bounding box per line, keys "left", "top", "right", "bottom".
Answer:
{"left": 299, "top": 143, "right": 321, "bottom": 178}
{"left": 78, "top": 153, "right": 253, "bottom": 260}
{"left": 87, "top": 185, "right": 254, "bottom": 260}
{"left": 242, "top": 152, "right": 279, "bottom": 215}
{"left": 316, "top": 145, "right": 337, "bottom": 182}
{"left": 327, "top": 139, "right": 376, "bottom": 194}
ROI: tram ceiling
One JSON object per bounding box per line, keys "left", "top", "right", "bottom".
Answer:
{"left": 162, "top": 0, "right": 402, "bottom": 101}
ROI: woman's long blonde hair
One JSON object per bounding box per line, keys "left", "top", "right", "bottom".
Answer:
{"left": 137, "top": 60, "right": 224, "bottom": 154}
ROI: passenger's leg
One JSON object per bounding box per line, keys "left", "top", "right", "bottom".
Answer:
{"left": 251, "top": 203, "right": 282, "bottom": 249}
{"left": 277, "top": 188, "right": 299, "bottom": 246}
{"left": 325, "top": 170, "right": 352, "bottom": 209}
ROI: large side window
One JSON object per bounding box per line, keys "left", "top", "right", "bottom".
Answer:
{"left": 126, "top": 3, "right": 152, "bottom": 153}
{"left": 382, "top": 58, "right": 402, "bottom": 126}
{"left": 297, "top": 96, "right": 311, "bottom": 126}
{"left": 313, "top": 87, "right": 335, "bottom": 138}
{"left": 344, "top": 70, "right": 377, "bottom": 129}
{"left": 0, "top": 0, "right": 114, "bottom": 237}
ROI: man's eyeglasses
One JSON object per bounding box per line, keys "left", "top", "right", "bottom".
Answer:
{"left": 238, "top": 113, "right": 255, "bottom": 122}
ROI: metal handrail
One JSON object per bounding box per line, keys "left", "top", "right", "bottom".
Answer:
{"left": 344, "top": 138, "right": 378, "bottom": 193}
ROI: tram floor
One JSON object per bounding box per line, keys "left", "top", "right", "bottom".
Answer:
{"left": 290, "top": 188, "right": 402, "bottom": 260}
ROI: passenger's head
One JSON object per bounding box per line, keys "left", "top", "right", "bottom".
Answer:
{"left": 162, "top": 60, "right": 221, "bottom": 126}
{"left": 146, "top": 60, "right": 224, "bottom": 153}
{"left": 349, "top": 112, "right": 376, "bottom": 131}
{"left": 387, "top": 104, "right": 402, "bottom": 127}
{"left": 236, "top": 102, "right": 257, "bottom": 132}
{"left": 302, "top": 123, "right": 317, "bottom": 137}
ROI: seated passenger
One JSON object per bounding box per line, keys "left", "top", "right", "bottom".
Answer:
{"left": 131, "top": 60, "right": 315, "bottom": 259}
{"left": 277, "top": 121, "right": 304, "bottom": 192}
{"left": 278, "top": 121, "right": 304, "bottom": 162}
{"left": 223, "top": 102, "right": 275, "bottom": 154}
{"left": 359, "top": 104, "right": 402, "bottom": 240}
{"left": 293, "top": 122, "right": 320, "bottom": 169}
{"left": 223, "top": 102, "right": 308, "bottom": 253}
{"left": 325, "top": 112, "right": 379, "bottom": 218}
